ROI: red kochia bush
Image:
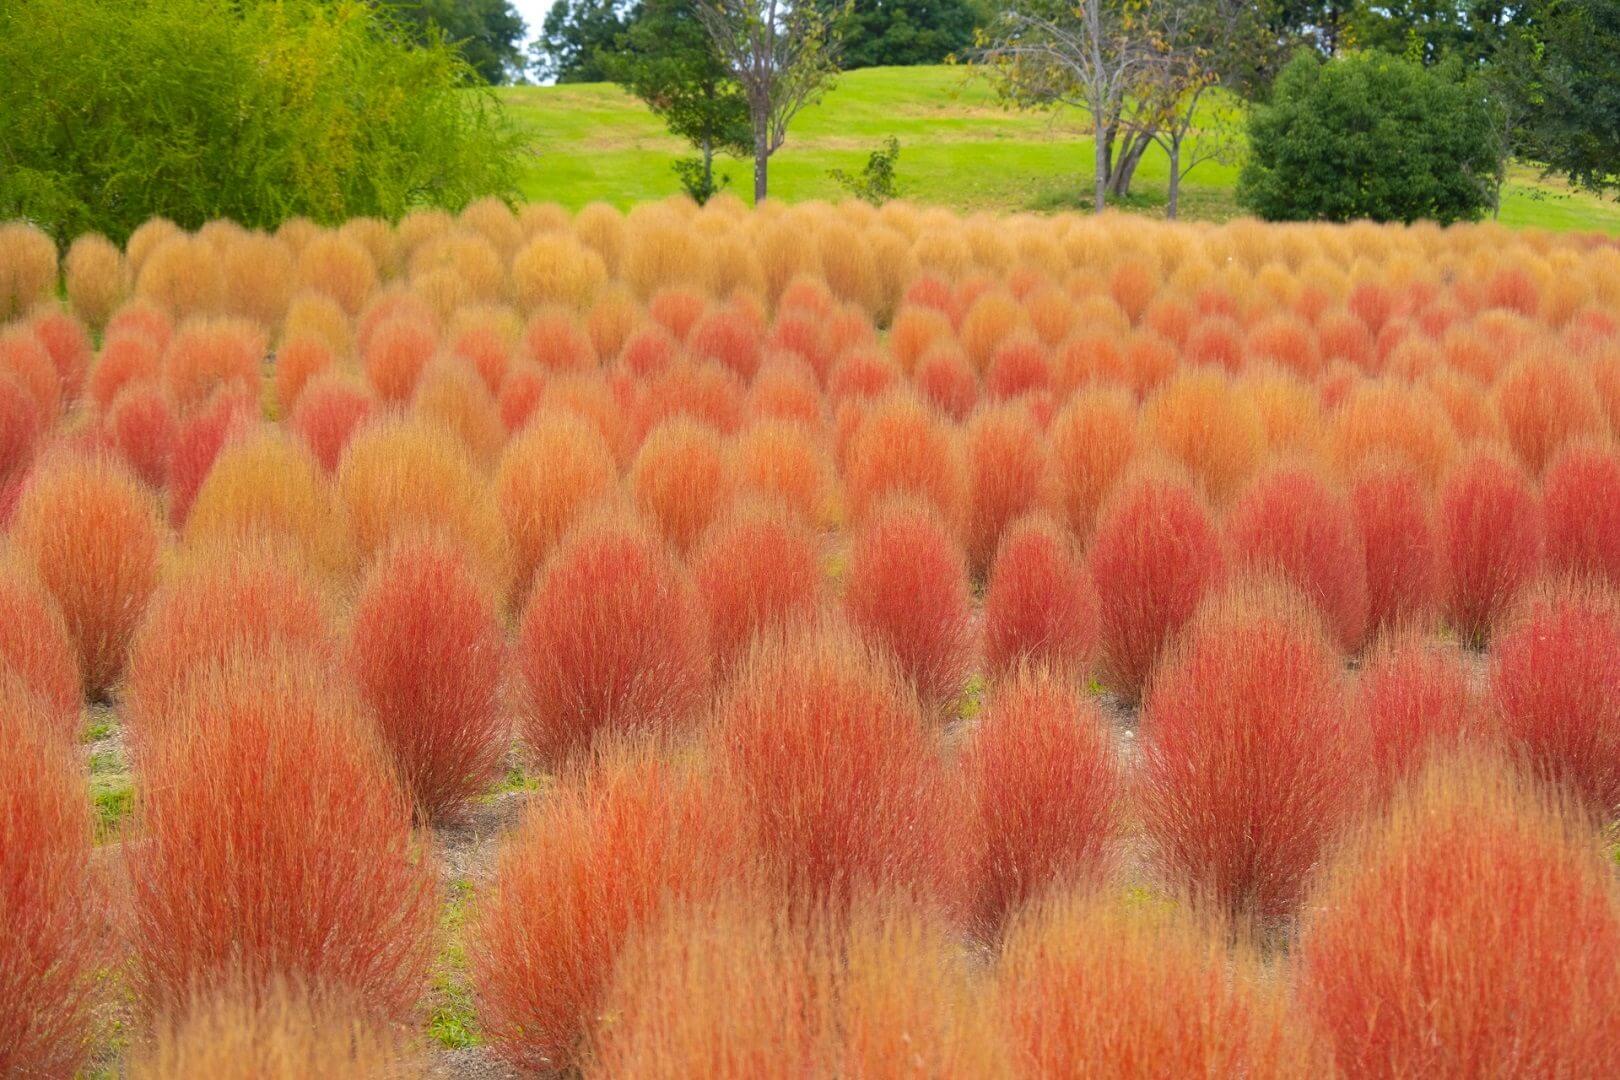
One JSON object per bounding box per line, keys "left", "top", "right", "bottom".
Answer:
{"left": 361, "top": 317, "right": 436, "bottom": 404}
{"left": 1299, "top": 754, "right": 1620, "bottom": 1079}
{"left": 1047, "top": 387, "right": 1139, "bottom": 544}
{"left": 0, "top": 327, "right": 62, "bottom": 421}
{"left": 1224, "top": 461, "right": 1368, "bottom": 654}
{"left": 1439, "top": 447, "right": 1543, "bottom": 646}
{"left": 691, "top": 500, "right": 825, "bottom": 676}
{"left": 271, "top": 336, "right": 334, "bottom": 414}
{"left": 1490, "top": 354, "right": 1605, "bottom": 475}
{"left": 0, "top": 375, "right": 41, "bottom": 493}
{"left": 842, "top": 393, "right": 965, "bottom": 528}
{"left": 288, "top": 374, "right": 374, "bottom": 473}
{"left": 713, "top": 618, "right": 965, "bottom": 914}
{"left": 1542, "top": 440, "right": 1620, "bottom": 588}
{"left": 104, "top": 386, "right": 178, "bottom": 491}
{"left": 914, "top": 346, "right": 980, "bottom": 422}
{"left": 842, "top": 498, "right": 974, "bottom": 713}
{"left": 9, "top": 452, "right": 163, "bottom": 700}
{"left": 963, "top": 403, "right": 1050, "bottom": 578}
{"left": 1357, "top": 632, "right": 1482, "bottom": 795}
{"left": 998, "top": 892, "right": 1326, "bottom": 1080}
{"left": 982, "top": 515, "right": 1098, "bottom": 685}
{"left": 629, "top": 418, "right": 736, "bottom": 557}
{"left": 495, "top": 409, "right": 619, "bottom": 606}
{"left": 0, "top": 696, "right": 102, "bottom": 1077}
{"left": 28, "top": 308, "right": 92, "bottom": 406}
{"left": 963, "top": 669, "right": 1120, "bottom": 935}
{"left": 128, "top": 652, "right": 438, "bottom": 1023}
{"left": 1490, "top": 581, "right": 1620, "bottom": 817}
{"left": 160, "top": 318, "right": 263, "bottom": 416}
{"left": 346, "top": 536, "right": 507, "bottom": 823}
{"left": 0, "top": 552, "right": 82, "bottom": 733}
{"left": 1350, "top": 458, "right": 1445, "bottom": 638}
{"left": 689, "top": 305, "right": 764, "bottom": 382}
{"left": 1140, "top": 580, "right": 1364, "bottom": 920}
{"left": 469, "top": 742, "right": 739, "bottom": 1072}
{"left": 123, "top": 543, "right": 334, "bottom": 743}
{"left": 1087, "top": 467, "right": 1227, "bottom": 702}
{"left": 89, "top": 332, "right": 162, "bottom": 413}
{"left": 516, "top": 515, "right": 710, "bottom": 763}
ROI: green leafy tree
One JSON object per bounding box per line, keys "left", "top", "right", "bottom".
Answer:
{"left": 532, "top": 0, "right": 639, "bottom": 82}
{"left": 1265, "top": 0, "right": 1361, "bottom": 55}
{"left": 1238, "top": 50, "right": 1502, "bottom": 223}
{"left": 609, "top": 0, "right": 752, "bottom": 202}
{"left": 388, "top": 0, "right": 529, "bottom": 84}
{"left": 0, "top": 0, "right": 517, "bottom": 243}
{"left": 1352, "top": 0, "right": 1527, "bottom": 66}
{"left": 1518, "top": 0, "right": 1620, "bottom": 197}
{"left": 833, "top": 0, "right": 983, "bottom": 68}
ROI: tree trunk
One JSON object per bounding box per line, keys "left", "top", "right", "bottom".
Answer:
{"left": 1093, "top": 128, "right": 1108, "bottom": 214}
{"left": 1108, "top": 130, "right": 1151, "bottom": 199}
{"left": 1100, "top": 121, "right": 1118, "bottom": 188}
{"left": 702, "top": 134, "right": 714, "bottom": 197}
{"left": 1167, "top": 139, "right": 1181, "bottom": 221}
{"left": 753, "top": 108, "right": 769, "bottom": 203}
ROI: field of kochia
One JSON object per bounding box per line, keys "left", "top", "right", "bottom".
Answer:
{"left": 2, "top": 199, "right": 1620, "bottom": 1076}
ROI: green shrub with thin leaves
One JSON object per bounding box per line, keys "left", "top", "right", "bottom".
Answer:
{"left": 830, "top": 137, "right": 902, "bottom": 206}
{"left": 0, "top": 0, "right": 519, "bottom": 244}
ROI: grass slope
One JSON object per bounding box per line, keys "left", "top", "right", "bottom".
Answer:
{"left": 502, "top": 64, "right": 1620, "bottom": 232}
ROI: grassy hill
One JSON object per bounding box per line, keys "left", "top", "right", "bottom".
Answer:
{"left": 501, "top": 64, "right": 1620, "bottom": 232}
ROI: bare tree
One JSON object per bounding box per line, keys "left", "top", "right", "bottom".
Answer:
{"left": 977, "top": 1, "right": 1158, "bottom": 212}
{"left": 1135, "top": 0, "right": 1245, "bottom": 219}
{"left": 694, "top": 0, "right": 842, "bottom": 202}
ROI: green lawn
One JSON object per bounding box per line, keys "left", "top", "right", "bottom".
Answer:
{"left": 501, "top": 64, "right": 1620, "bottom": 232}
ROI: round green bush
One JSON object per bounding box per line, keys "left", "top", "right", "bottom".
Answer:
{"left": 1238, "top": 51, "right": 1502, "bottom": 225}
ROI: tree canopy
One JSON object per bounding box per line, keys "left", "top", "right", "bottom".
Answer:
{"left": 0, "top": 0, "right": 518, "bottom": 243}
{"left": 609, "top": 0, "right": 752, "bottom": 201}
{"left": 1238, "top": 49, "right": 1502, "bottom": 223}
{"left": 387, "top": 0, "right": 529, "bottom": 84}
{"left": 832, "top": 0, "right": 984, "bottom": 68}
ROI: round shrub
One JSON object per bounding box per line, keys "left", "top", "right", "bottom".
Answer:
{"left": 9, "top": 452, "right": 163, "bottom": 699}
{"left": 842, "top": 498, "right": 974, "bottom": 714}
{"left": 0, "top": 550, "right": 82, "bottom": 732}
{"left": 515, "top": 514, "right": 709, "bottom": 763}
{"left": 982, "top": 514, "right": 1098, "bottom": 685}
{"left": 963, "top": 669, "right": 1121, "bottom": 935}
{"left": 1300, "top": 753, "right": 1620, "bottom": 1078}
{"left": 0, "top": 697, "right": 103, "bottom": 1077}
{"left": 691, "top": 500, "right": 826, "bottom": 677}
{"left": 1239, "top": 51, "right": 1500, "bottom": 225}
{"left": 469, "top": 742, "right": 739, "bottom": 1072}
{"left": 123, "top": 542, "right": 335, "bottom": 742}
{"left": 712, "top": 618, "right": 966, "bottom": 915}
{"left": 1439, "top": 446, "right": 1543, "bottom": 647}
{"left": 998, "top": 892, "right": 1326, "bottom": 1079}
{"left": 128, "top": 650, "right": 438, "bottom": 1024}
{"left": 1350, "top": 458, "right": 1446, "bottom": 638}
{"left": 1087, "top": 466, "right": 1227, "bottom": 701}
{"left": 1489, "top": 580, "right": 1620, "bottom": 817}
{"left": 1140, "top": 579, "right": 1365, "bottom": 920}
{"left": 1224, "top": 461, "right": 1368, "bottom": 654}
{"left": 346, "top": 535, "right": 508, "bottom": 823}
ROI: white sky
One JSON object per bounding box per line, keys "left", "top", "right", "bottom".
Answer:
{"left": 511, "top": 0, "right": 557, "bottom": 49}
